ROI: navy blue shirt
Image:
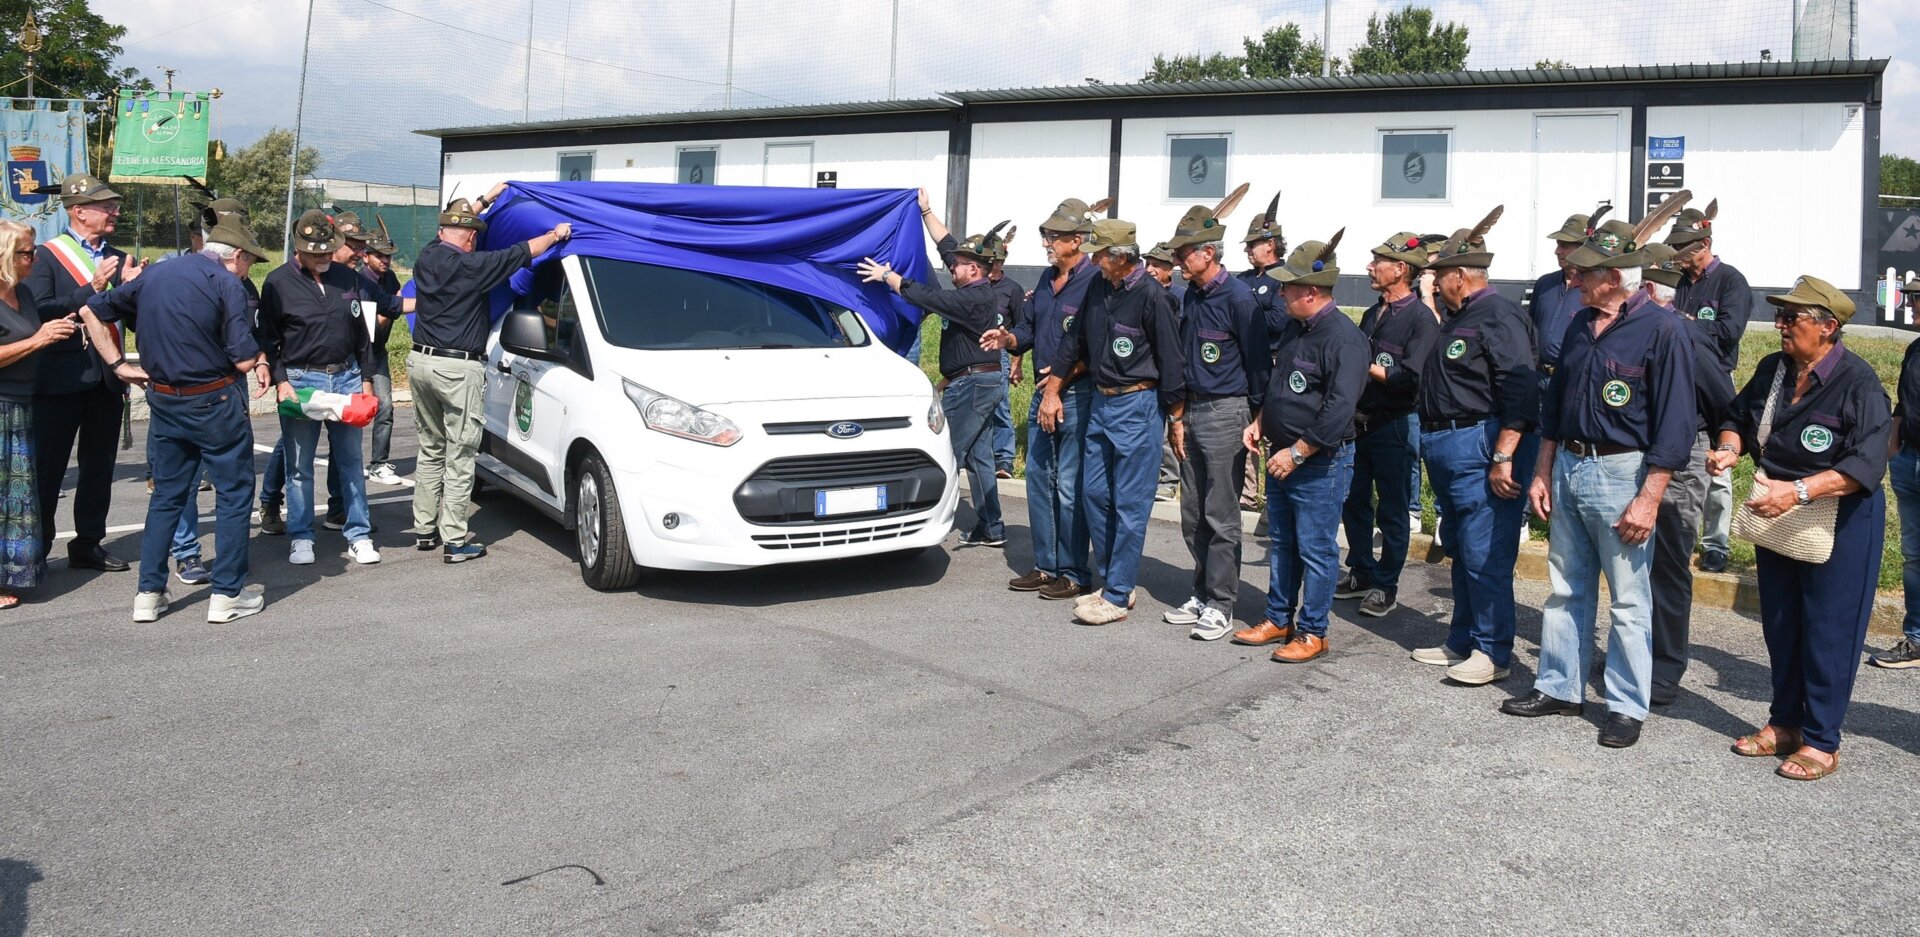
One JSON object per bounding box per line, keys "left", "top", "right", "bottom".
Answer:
{"left": 897, "top": 276, "right": 1005, "bottom": 379}
{"left": 1179, "top": 267, "right": 1269, "bottom": 408}
{"left": 1654, "top": 298, "right": 1737, "bottom": 434}
{"left": 989, "top": 274, "right": 1026, "bottom": 346}
{"left": 1052, "top": 265, "right": 1185, "bottom": 408}
{"left": 1674, "top": 257, "right": 1752, "bottom": 374}
{"left": 1419, "top": 286, "right": 1539, "bottom": 429}
{"left": 27, "top": 232, "right": 128, "bottom": 394}
{"left": 1012, "top": 255, "right": 1097, "bottom": 381}
{"left": 1538, "top": 293, "right": 1697, "bottom": 471}
{"left": 1527, "top": 270, "right": 1584, "bottom": 371}
{"left": 1722, "top": 343, "right": 1890, "bottom": 490}
{"left": 1894, "top": 336, "right": 1920, "bottom": 448}
{"left": 1260, "top": 301, "right": 1369, "bottom": 451}
{"left": 88, "top": 251, "right": 257, "bottom": 387}
{"left": 1356, "top": 291, "right": 1440, "bottom": 418}
{"left": 1235, "top": 265, "right": 1284, "bottom": 349}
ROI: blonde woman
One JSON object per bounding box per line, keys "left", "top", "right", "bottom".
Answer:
{"left": 0, "top": 221, "right": 80, "bottom": 607}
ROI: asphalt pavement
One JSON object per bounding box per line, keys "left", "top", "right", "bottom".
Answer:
{"left": 3, "top": 412, "right": 1918, "bottom": 936}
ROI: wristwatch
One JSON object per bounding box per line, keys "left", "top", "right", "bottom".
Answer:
{"left": 1793, "top": 479, "right": 1812, "bottom": 505}
{"left": 1289, "top": 444, "right": 1308, "bottom": 464}
{"left": 1491, "top": 451, "right": 1512, "bottom": 465}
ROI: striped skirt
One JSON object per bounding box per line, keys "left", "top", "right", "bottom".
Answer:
{"left": 0, "top": 400, "right": 40, "bottom": 589}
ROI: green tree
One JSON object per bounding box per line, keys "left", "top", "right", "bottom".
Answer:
{"left": 211, "top": 127, "right": 321, "bottom": 249}
{"left": 1242, "top": 23, "right": 1332, "bottom": 78}
{"left": 0, "top": 1, "right": 147, "bottom": 101}
{"left": 1143, "top": 52, "right": 1245, "bottom": 82}
{"left": 1534, "top": 58, "right": 1575, "bottom": 69}
{"left": 1346, "top": 5, "right": 1471, "bottom": 75}
{"left": 1885, "top": 154, "right": 1920, "bottom": 199}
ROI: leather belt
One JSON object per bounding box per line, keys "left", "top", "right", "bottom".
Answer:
{"left": 412, "top": 342, "right": 483, "bottom": 362}
{"left": 286, "top": 361, "right": 354, "bottom": 375}
{"left": 1099, "top": 380, "right": 1156, "bottom": 396}
{"left": 1563, "top": 439, "right": 1637, "bottom": 458}
{"left": 942, "top": 362, "right": 1002, "bottom": 381}
{"left": 150, "top": 374, "right": 239, "bottom": 397}
{"left": 1421, "top": 415, "right": 1491, "bottom": 433}
{"left": 1354, "top": 409, "right": 1413, "bottom": 436}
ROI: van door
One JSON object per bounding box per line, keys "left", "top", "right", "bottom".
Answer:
{"left": 481, "top": 261, "right": 589, "bottom": 507}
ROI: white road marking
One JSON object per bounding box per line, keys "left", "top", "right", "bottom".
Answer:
{"left": 52, "top": 492, "right": 417, "bottom": 542}
{"left": 246, "top": 443, "right": 416, "bottom": 487}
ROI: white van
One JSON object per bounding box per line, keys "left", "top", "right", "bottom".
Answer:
{"left": 476, "top": 254, "right": 958, "bottom": 590}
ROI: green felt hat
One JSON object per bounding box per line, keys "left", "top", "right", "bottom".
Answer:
{"left": 1664, "top": 198, "right": 1717, "bottom": 246}
{"left": 334, "top": 210, "right": 370, "bottom": 243}
{"left": 1570, "top": 191, "right": 1692, "bottom": 270}
{"left": 1241, "top": 190, "right": 1284, "bottom": 245}
{"left": 1039, "top": 197, "right": 1104, "bottom": 235}
{"left": 438, "top": 197, "right": 487, "bottom": 232}
{"left": 1144, "top": 241, "right": 1175, "bottom": 266}
{"left": 1266, "top": 229, "right": 1343, "bottom": 288}
{"left": 1371, "top": 231, "right": 1442, "bottom": 268}
{"left": 292, "top": 209, "right": 343, "bottom": 254}
{"left": 1640, "top": 242, "right": 1685, "bottom": 288}
{"left": 1426, "top": 205, "right": 1503, "bottom": 269}
{"left": 952, "top": 220, "right": 1010, "bottom": 266}
{"left": 1547, "top": 211, "right": 1592, "bottom": 243}
{"left": 1768, "top": 275, "right": 1856, "bottom": 326}
{"left": 205, "top": 215, "right": 269, "bottom": 262}
{"left": 1082, "top": 218, "right": 1139, "bottom": 255}
{"left": 1165, "top": 183, "right": 1250, "bottom": 251}
{"left": 58, "top": 173, "right": 119, "bottom": 205}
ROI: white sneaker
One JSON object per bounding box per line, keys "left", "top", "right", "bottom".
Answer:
{"left": 1164, "top": 596, "right": 1205, "bottom": 625}
{"left": 207, "top": 584, "right": 265, "bottom": 623}
{"left": 133, "top": 590, "right": 171, "bottom": 623}
{"left": 1075, "top": 596, "right": 1129, "bottom": 625}
{"left": 1408, "top": 512, "right": 1423, "bottom": 534}
{"left": 289, "top": 539, "right": 315, "bottom": 565}
{"left": 347, "top": 539, "right": 381, "bottom": 565}
{"left": 1445, "top": 649, "right": 1511, "bottom": 685}
{"left": 1412, "top": 645, "right": 1469, "bottom": 666}
{"left": 367, "top": 463, "right": 403, "bottom": 485}
{"left": 1190, "top": 607, "right": 1234, "bottom": 641}
{"left": 1076, "top": 588, "right": 1137, "bottom": 610}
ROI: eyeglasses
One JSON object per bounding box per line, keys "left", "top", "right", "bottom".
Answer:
{"left": 1774, "top": 307, "right": 1827, "bottom": 326}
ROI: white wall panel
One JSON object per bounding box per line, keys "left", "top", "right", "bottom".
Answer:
{"left": 968, "top": 120, "right": 1111, "bottom": 269}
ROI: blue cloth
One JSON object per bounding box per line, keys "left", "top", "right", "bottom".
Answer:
{"left": 1342, "top": 415, "right": 1417, "bottom": 593}
{"left": 478, "top": 182, "right": 933, "bottom": 353}
{"left": 142, "top": 387, "right": 255, "bottom": 597}
{"left": 943, "top": 370, "right": 1005, "bottom": 540}
{"left": 1538, "top": 293, "right": 1696, "bottom": 471}
{"left": 1894, "top": 447, "right": 1920, "bottom": 643}
{"left": 1265, "top": 442, "right": 1356, "bottom": 637}
{"left": 88, "top": 251, "right": 258, "bottom": 387}
{"left": 280, "top": 366, "right": 370, "bottom": 543}
{"left": 1083, "top": 388, "right": 1162, "bottom": 605}
{"left": 1423, "top": 419, "right": 1535, "bottom": 667}
{"left": 1026, "top": 380, "right": 1092, "bottom": 585}
{"left": 1535, "top": 449, "right": 1656, "bottom": 719}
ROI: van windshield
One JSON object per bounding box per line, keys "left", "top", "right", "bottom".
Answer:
{"left": 578, "top": 256, "right": 871, "bottom": 350}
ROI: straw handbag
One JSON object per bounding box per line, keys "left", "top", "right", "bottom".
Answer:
{"left": 1730, "top": 363, "right": 1837, "bottom": 564}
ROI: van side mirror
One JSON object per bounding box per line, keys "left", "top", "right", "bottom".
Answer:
{"left": 500, "top": 308, "right": 559, "bottom": 361}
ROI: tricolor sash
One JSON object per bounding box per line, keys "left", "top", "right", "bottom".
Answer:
{"left": 44, "top": 233, "right": 122, "bottom": 351}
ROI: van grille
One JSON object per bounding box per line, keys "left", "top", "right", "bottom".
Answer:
{"left": 752, "top": 518, "right": 930, "bottom": 550}
{"left": 734, "top": 449, "right": 945, "bottom": 525}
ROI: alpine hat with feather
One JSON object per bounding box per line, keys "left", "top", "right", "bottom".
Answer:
{"left": 950, "top": 220, "right": 1011, "bottom": 267}
{"left": 1639, "top": 242, "right": 1686, "bottom": 289}
{"left": 1165, "top": 183, "right": 1250, "bottom": 251}
{"left": 1241, "top": 190, "right": 1285, "bottom": 246}
{"left": 291, "top": 208, "right": 344, "bottom": 254}
{"left": 1267, "top": 229, "right": 1344, "bottom": 288}
{"left": 1568, "top": 191, "right": 1691, "bottom": 269}
{"left": 1081, "top": 218, "right": 1140, "bottom": 256}
{"left": 1039, "top": 197, "right": 1108, "bottom": 235}
{"left": 1664, "top": 198, "right": 1718, "bottom": 247}
{"left": 1426, "top": 206, "right": 1505, "bottom": 269}
{"left": 1371, "top": 231, "right": 1446, "bottom": 268}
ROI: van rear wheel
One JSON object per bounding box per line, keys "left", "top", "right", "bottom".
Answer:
{"left": 574, "top": 452, "right": 641, "bottom": 591}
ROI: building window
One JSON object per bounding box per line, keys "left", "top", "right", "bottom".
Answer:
{"left": 558, "top": 151, "right": 594, "bottom": 182}
{"left": 1379, "top": 129, "right": 1450, "bottom": 200}
{"left": 677, "top": 146, "right": 717, "bottom": 185}
{"left": 1167, "top": 134, "right": 1230, "bottom": 200}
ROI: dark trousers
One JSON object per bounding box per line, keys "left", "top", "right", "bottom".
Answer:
{"left": 141, "top": 387, "right": 256, "bottom": 597}
{"left": 1341, "top": 413, "right": 1418, "bottom": 594}
{"left": 1755, "top": 487, "right": 1885, "bottom": 754}
{"left": 34, "top": 384, "right": 123, "bottom": 556}
{"left": 1177, "top": 397, "right": 1249, "bottom": 613}
{"left": 1650, "top": 433, "right": 1710, "bottom": 689}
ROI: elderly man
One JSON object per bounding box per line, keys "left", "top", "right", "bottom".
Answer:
{"left": 1161, "top": 208, "right": 1267, "bottom": 641}
{"left": 1230, "top": 235, "right": 1366, "bottom": 662}
{"left": 1501, "top": 205, "right": 1696, "bottom": 748}
{"left": 1665, "top": 200, "right": 1749, "bottom": 573}
{"left": 410, "top": 186, "right": 570, "bottom": 562}
{"left": 1532, "top": 209, "right": 1595, "bottom": 382}
{"left": 915, "top": 191, "right": 1023, "bottom": 481}
{"left": 1412, "top": 208, "right": 1539, "bottom": 685}
{"left": 1336, "top": 233, "right": 1441, "bottom": 618}
{"left": 88, "top": 215, "right": 271, "bottom": 623}
{"left": 26, "top": 174, "right": 146, "bottom": 573}
{"left": 983, "top": 198, "right": 1102, "bottom": 600}
{"left": 1040, "top": 219, "right": 1184, "bottom": 626}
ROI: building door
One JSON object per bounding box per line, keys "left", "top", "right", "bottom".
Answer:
{"left": 1531, "top": 114, "right": 1621, "bottom": 275}
{"left": 763, "top": 142, "right": 813, "bottom": 187}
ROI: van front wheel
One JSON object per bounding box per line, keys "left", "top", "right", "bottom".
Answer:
{"left": 574, "top": 452, "right": 641, "bottom": 591}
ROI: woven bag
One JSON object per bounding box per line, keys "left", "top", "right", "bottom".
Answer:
{"left": 1730, "top": 363, "right": 1837, "bottom": 564}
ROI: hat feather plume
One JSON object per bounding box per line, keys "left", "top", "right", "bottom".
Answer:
{"left": 1211, "top": 182, "right": 1250, "bottom": 221}
{"left": 1703, "top": 198, "right": 1718, "bottom": 222}
{"left": 376, "top": 212, "right": 392, "bottom": 241}
{"left": 1632, "top": 189, "right": 1691, "bottom": 249}
{"left": 1586, "top": 202, "right": 1612, "bottom": 232}
{"left": 986, "top": 219, "right": 1010, "bottom": 241}
{"left": 1262, "top": 190, "right": 1280, "bottom": 224}
{"left": 1317, "top": 228, "right": 1344, "bottom": 264}
{"left": 1002, "top": 224, "right": 1017, "bottom": 245}
{"left": 1466, "top": 205, "right": 1503, "bottom": 247}
{"left": 1087, "top": 197, "right": 1114, "bottom": 216}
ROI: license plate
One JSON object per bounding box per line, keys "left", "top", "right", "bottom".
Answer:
{"left": 815, "top": 485, "right": 887, "bottom": 517}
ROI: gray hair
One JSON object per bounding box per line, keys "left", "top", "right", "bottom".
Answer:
{"left": 1615, "top": 267, "right": 1642, "bottom": 294}
{"left": 1456, "top": 266, "right": 1490, "bottom": 281}
{"left": 202, "top": 242, "right": 242, "bottom": 261}
{"left": 1647, "top": 282, "right": 1676, "bottom": 305}
{"left": 1106, "top": 246, "right": 1139, "bottom": 261}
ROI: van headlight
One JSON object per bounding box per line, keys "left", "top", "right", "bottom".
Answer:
{"left": 623, "top": 379, "right": 741, "bottom": 447}
{"left": 927, "top": 398, "right": 945, "bottom": 434}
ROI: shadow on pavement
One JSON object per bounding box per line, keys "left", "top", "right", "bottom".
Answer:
{"left": 0, "top": 858, "right": 43, "bottom": 937}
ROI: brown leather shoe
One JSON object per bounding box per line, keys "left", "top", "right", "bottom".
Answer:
{"left": 1008, "top": 570, "right": 1055, "bottom": 592}
{"left": 1230, "top": 620, "right": 1293, "bottom": 646}
{"left": 1271, "top": 633, "right": 1328, "bottom": 663}
{"left": 1037, "top": 578, "right": 1092, "bottom": 601}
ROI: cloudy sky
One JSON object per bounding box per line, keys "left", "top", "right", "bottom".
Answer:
{"left": 92, "top": 0, "right": 1916, "bottom": 185}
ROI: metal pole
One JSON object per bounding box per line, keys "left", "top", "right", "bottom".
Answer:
{"left": 523, "top": 0, "right": 534, "bottom": 121}
{"left": 1790, "top": 0, "right": 1799, "bottom": 61}
{"left": 24, "top": 54, "right": 31, "bottom": 98}
{"left": 887, "top": 0, "right": 899, "bottom": 99}
{"left": 1321, "top": 0, "right": 1333, "bottom": 77}
{"left": 284, "top": 0, "right": 315, "bottom": 257}
{"left": 724, "top": 0, "right": 736, "bottom": 108}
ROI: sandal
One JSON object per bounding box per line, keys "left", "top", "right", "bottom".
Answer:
{"left": 1777, "top": 750, "right": 1839, "bottom": 782}
{"left": 1732, "top": 726, "right": 1802, "bottom": 757}
{"left": 0, "top": 591, "right": 18, "bottom": 611}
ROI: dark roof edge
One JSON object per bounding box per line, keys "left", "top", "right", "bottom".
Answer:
{"left": 419, "top": 98, "right": 954, "bottom": 139}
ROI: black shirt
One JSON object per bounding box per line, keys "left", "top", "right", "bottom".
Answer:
{"left": 258, "top": 260, "right": 402, "bottom": 383}
{"left": 1654, "top": 298, "right": 1737, "bottom": 434}
{"left": 1260, "top": 301, "right": 1369, "bottom": 451}
{"left": 26, "top": 233, "right": 127, "bottom": 395}
{"left": 1418, "top": 286, "right": 1538, "bottom": 430}
{"left": 897, "top": 277, "right": 1004, "bottom": 379}
{"left": 87, "top": 252, "right": 257, "bottom": 387}
{"left": 1235, "top": 265, "right": 1284, "bottom": 349}
{"left": 0, "top": 290, "right": 42, "bottom": 402}
{"left": 1179, "top": 267, "right": 1269, "bottom": 407}
{"left": 1538, "top": 293, "right": 1696, "bottom": 471}
{"left": 1356, "top": 291, "right": 1440, "bottom": 418}
{"left": 989, "top": 274, "right": 1027, "bottom": 351}
{"left": 1674, "top": 257, "right": 1752, "bottom": 374}
{"left": 1527, "top": 270, "right": 1584, "bottom": 371}
{"left": 1052, "top": 265, "right": 1185, "bottom": 408}
{"left": 1894, "top": 336, "right": 1920, "bottom": 449}
{"left": 1721, "top": 343, "right": 1890, "bottom": 490}
{"left": 412, "top": 238, "right": 532, "bottom": 356}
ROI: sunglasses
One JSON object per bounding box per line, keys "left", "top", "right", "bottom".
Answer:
{"left": 1774, "top": 308, "right": 1823, "bottom": 326}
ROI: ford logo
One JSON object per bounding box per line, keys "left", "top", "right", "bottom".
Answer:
{"left": 826, "top": 421, "right": 864, "bottom": 439}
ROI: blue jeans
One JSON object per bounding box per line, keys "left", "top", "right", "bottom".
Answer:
{"left": 1534, "top": 449, "right": 1655, "bottom": 719}
{"left": 942, "top": 370, "right": 1006, "bottom": 540}
{"left": 1083, "top": 388, "right": 1162, "bottom": 605}
{"left": 1025, "top": 379, "right": 1091, "bottom": 585}
{"left": 1341, "top": 415, "right": 1416, "bottom": 593}
{"left": 1422, "top": 419, "right": 1534, "bottom": 667}
{"left": 260, "top": 436, "right": 341, "bottom": 513}
{"left": 1891, "top": 447, "right": 1920, "bottom": 643}
{"left": 146, "top": 432, "right": 206, "bottom": 560}
{"left": 141, "top": 385, "right": 255, "bottom": 596}
{"left": 1406, "top": 413, "right": 1422, "bottom": 511}
{"left": 991, "top": 351, "right": 1014, "bottom": 470}
{"left": 1264, "top": 442, "right": 1356, "bottom": 637}
{"left": 280, "top": 367, "right": 371, "bottom": 543}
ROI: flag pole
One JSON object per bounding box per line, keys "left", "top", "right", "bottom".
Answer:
{"left": 284, "top": 0, "right": 315, "bottom": 257}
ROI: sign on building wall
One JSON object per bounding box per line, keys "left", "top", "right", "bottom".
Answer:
{"left": 558, "top": 152, "right": 594, "bottom": 182}
{"left": 1167, "top": 135, "right": 1229, "bottom": 199}
{"left": 1380, "top": 130, "right": 1449, "bottom": 200}
{"left": 1649, "top": 136, "right": 1685, "bottom": 160}
{"left": 109, "top": 90, "right": 212, "bottom": 182}
{"left": 677, "top": 147, "right": 716, "bottom": 184}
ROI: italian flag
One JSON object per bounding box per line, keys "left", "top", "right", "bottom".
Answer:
{"left": 277, "top": 388, "right": 378, "bottom": 427}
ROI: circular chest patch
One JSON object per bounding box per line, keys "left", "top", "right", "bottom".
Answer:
{"left": 1201, "top": 342, "right": 1222, "bottom": 364}
{"left": 1698, "top": 306, "right": 1717, "bottom": 321}
{"left": 1112, "top": 336, "right": 1135, "bottom": 358}
{"left": 1801, "top": 425, "right": 1834, "bottom": 453}
{"left": 1061, "top": 315, "right": 1074, "bottom": 333}
{"left": 1375, "top": 352, "right": 1394, "bottom": 368}
{"left": 1602, "top": 380, "right": 1632, "bottom": 408}
{"left": 1445, "top": 339, "right": 1467, "bottom": 360}
{"left": 1288, "top": 370, "right": 1308, "bottom": 394}
{"left": 1258, "top": 285, "right": 1269, "bottom": 295}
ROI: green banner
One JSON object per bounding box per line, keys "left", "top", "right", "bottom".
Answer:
{"left": 109, "top": 90, "right": 213, "bottom": 182}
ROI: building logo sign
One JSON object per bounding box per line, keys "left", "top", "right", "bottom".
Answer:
{"left": 1187, "top": 153, "right": 1208, "bottom": 186}
{"left": 1402, "top": 151, "right": 1427, "bottom": 185}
